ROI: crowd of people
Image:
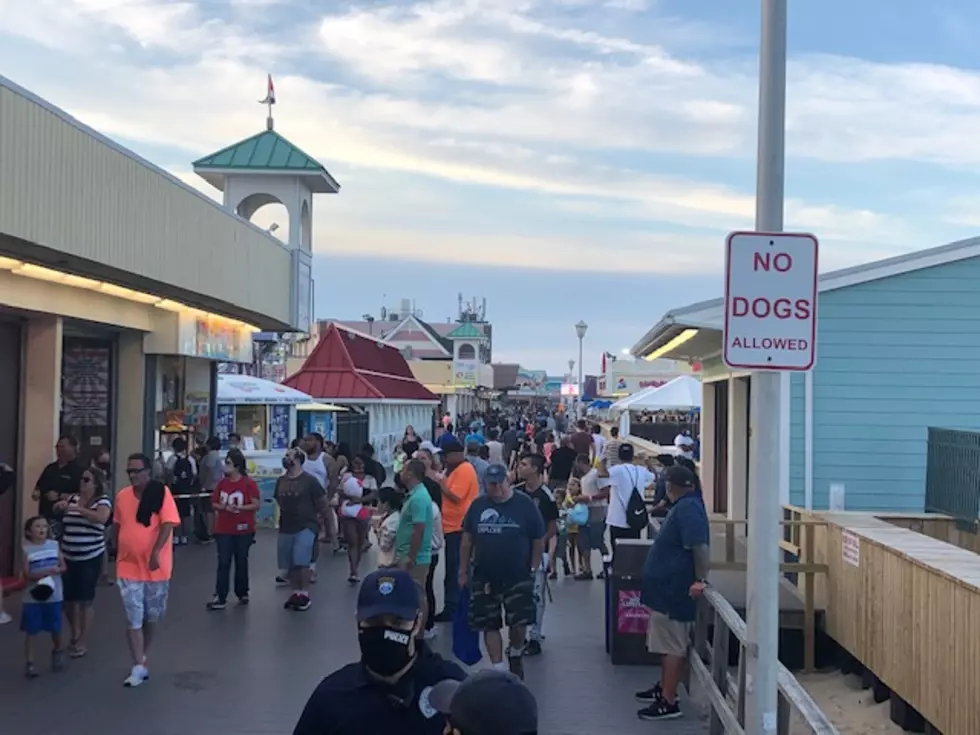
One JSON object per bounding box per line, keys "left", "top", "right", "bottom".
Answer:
{"left": 0, "top": 406, "right": 709, "bottom": 730}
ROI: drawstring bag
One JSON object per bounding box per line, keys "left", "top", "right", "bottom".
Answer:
{"left": 452, "top": 587, "right": 482, "bottom": 666}
{"left": 567, "top": 502, "right": 589, "bottom": 527}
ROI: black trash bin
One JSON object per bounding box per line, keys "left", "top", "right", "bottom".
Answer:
{"left": 606, "top": 538, "right": 662, "bottom": 666}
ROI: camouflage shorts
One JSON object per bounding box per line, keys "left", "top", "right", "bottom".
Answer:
{"left": 467, "top": 577, "right": 535, "bottom": 631}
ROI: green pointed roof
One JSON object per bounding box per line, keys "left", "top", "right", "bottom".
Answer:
{"left": 446, "top": 322, "right": 486, "bottom": 340}
{"left": 193, "top": 130, "right": 340, "bottom": 194}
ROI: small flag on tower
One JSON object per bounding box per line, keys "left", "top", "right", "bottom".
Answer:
{"left": 259, "top": 74, "right": 276, "bottom": 105}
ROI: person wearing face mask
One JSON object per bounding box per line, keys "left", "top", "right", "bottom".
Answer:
{"left": 275, "top": 448, "right": 328, "bottom": 611}
{"left": 293, "top": 569, "right": 465, "bottom": 735}
{"left": 206, "top": 449, "right": 261, "bottom": 610}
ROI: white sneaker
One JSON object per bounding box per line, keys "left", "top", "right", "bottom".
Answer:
{"left": 123, "top": 664, "right": 149, "bottom": 688}
{"left": 423, "top": 628, "right": 437, "bottom": 640}
{"left": 0, "top": 611, "right": 11, "bottom": 625}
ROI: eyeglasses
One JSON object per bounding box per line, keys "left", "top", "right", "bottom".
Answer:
{"left": 126, "top": 467, "right": 147, "bottom": 475}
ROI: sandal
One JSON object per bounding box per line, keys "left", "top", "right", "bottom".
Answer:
{"left": 69, "top": 646, "right": 88, "bottom": 658}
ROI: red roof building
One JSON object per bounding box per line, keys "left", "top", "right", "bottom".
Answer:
{"left": 284, "top": 322, "right": 438, "bottom": 403}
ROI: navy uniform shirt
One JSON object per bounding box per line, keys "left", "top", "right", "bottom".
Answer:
{"left": 293, "top": 645, "right": 466, "bottom": 735}
{"left": 640, "top": 492, "right": 709, "bottom": 623}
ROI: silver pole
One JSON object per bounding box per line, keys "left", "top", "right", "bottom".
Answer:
{"left": 577, "top": 336, "right": 584, "bottom": 419}
{"left": 745, "top": 0, "right": 786, "bottom": 732}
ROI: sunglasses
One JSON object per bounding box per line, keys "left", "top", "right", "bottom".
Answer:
{"left": 126, "top": 467, "right": 147, "bottom": 475}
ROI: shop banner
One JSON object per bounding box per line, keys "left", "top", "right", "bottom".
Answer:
{"left": 270, "top": 405, "right": 291, "bottom": 451}
{"left": 216, "top": 405, "right": 235, "bottom": 445}
{"left": 453, "top": 359, "right": 478, "bottom": 388}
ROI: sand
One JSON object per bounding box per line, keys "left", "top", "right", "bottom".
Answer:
{"left": 790, "top": 671, "right": 904, "bottom": 734}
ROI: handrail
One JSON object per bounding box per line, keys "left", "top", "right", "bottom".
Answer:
{"left": 693, "top": 587, "right": 839, "bottom": 735}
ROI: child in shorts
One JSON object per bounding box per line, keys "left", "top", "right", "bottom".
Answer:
{"left": 21, "top": 516, "right": 66, "bottom": 678}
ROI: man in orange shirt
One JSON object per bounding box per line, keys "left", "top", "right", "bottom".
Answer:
{"left": 433, "top": 440, "right": 478, "bottom": 622}
{"left": 114, "top": 453, "right": 181, "bottom": 688}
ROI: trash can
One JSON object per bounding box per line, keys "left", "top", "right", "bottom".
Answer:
{"left": 606, "top": 538, "right": 661, "bottom": 666}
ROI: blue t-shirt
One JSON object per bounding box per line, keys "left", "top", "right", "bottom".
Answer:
{"left": 464, "top": 432, "right": 485, "bottom": 446}
{"left": 641, "top": 493, "right": 709, "bottom": 622}
{"left": 463, "top": 491, "right": 545, "bottom": 586}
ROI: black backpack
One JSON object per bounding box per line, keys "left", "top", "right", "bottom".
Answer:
{"left": 171, "top": 455, "right": 196, "bottom": 495}
{"left": 623, "top": 467, "right": 650, "bottom": 531}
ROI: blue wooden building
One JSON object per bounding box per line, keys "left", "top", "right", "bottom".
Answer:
{"left": 631, "top": 236, "right": 980, "bottom": 518}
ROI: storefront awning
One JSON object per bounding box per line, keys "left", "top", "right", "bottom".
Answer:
{"left": 631, "top": 298, "right": 724, "bottom": 363}
{"left": 217, "top": 374, "right": 312, "bottom": 405}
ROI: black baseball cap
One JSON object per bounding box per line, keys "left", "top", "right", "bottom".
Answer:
{"left": 357, "top": 569, "right": 419, "bottom": 622}
{"left": 429, "top": 670, "right": 538, "bottom": 735}
{"left": 665, "top": 465, "right": 695, "bottom": 489}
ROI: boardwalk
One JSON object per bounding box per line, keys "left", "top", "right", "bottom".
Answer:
{"left": 0, "top": 533, "right": 707, "bottom": 735}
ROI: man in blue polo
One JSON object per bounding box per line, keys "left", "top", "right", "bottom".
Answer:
{"left": 293, "top": 569, "right": 465, "bottom": 735}
{"left": 636, "top": 465, "right": 709, "bottom": 722}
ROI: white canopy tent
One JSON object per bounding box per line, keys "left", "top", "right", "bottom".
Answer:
{"left": 609, "top": 384, "right": 661, "bottom": 414}
{"left": 626, "top": 375, "right": 702, "bottom": 411}
{"left": 217, "top": 374, "right": 313, "bottom": 405}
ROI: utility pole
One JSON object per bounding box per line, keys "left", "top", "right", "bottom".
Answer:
{"left": 744, "top": 0, "right": 787, "bottom": 732}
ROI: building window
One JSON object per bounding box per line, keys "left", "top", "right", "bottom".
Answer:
{"left": 234, "top": 405, "right": 267, "bottom": 451}
{"left": 457, "top": 343, "right": 476, "bottom": 360}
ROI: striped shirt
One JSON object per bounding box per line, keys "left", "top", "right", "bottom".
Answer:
{"left": 603, "top": 439, "right": 624, "bottom": 466}
{"left": 61, "top": 494, "right": 112, "bottom": 561}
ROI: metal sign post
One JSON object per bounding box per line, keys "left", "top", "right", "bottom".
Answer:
{"left": 741, "top": 0, "right": 791, "bottom": 732}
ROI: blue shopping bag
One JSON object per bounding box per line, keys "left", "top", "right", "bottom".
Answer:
{"left": 452, "top": 586, "right": 482, "bottom": 666}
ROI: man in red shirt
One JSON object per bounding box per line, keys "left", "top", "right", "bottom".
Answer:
{"left": 207, "top": 450, "right": 261, "bottom": 610}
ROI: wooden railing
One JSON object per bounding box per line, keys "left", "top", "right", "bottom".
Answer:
{"left": 707, "top": 518, "right": 826, "bottom": 672}
{"left": 690, "top": 587, "right": 839, "bottom": 735}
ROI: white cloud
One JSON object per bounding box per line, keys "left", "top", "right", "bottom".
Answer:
{"left": 0, "top": 0, "right": 975, "bottom": 276}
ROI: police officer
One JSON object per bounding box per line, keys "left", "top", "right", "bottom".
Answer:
{"left": 430, "top": 670, "right": 539, "bottom": 735}
{"left": 293, "top": 568, "right": 466, "bottom": 735}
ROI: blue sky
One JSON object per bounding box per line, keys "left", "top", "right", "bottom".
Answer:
{"left": 4, "top": 0, "right": 980, "bottom": 373}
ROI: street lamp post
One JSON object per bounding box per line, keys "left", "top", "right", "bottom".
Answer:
{"left": 567, "top": 359, "right": 575, "bottom": 415}
{"left": 574, "top": 321, "right": 588, "bottom": 419}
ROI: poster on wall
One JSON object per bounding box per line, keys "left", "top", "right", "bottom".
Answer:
{"left": 270, "top": 405, "right": 290, "bottom": 450}
{"left": 216, "top": 405, "right": 235, "bottom": 445}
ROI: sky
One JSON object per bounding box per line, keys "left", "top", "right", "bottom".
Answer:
{"left": 4, "top": 0, "right": 980, "bottom": 374}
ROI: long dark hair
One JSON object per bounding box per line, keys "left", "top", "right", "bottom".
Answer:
{"left": 226, "top": 448, "right": 248, "bottom": 477}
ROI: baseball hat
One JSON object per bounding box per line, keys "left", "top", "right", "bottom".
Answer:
{"left": 618, "top": 442, "right": 635, "bottom": 461}
{"left": 357, "top": 569, "right": 420, "bottom": 622}
{"left": 429, "top": 670, "right": 538, "bottom": 735}
{"left": 419, "top": 440, "right": 441, "bottom": 455}
{"left": 442, "top": 439, "right": 465, "bottom": 454}
{"left": 485, "top": 463, "right": 508, "bottom": 484}
{"left": 665, "top": 465, "right": 695, "bottom": 489}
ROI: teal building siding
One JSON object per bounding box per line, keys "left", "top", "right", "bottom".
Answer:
{"left": 802, "top": 256, "right": 980, "bottom": 511}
